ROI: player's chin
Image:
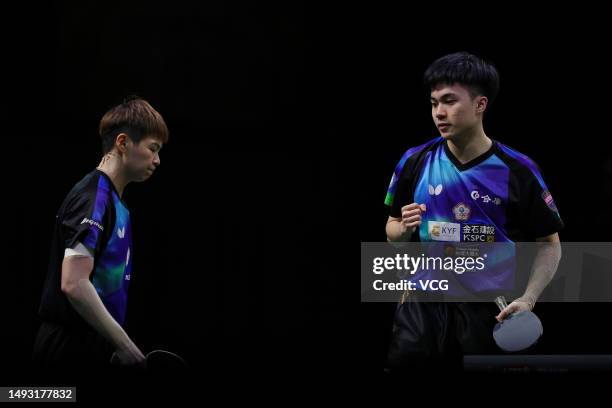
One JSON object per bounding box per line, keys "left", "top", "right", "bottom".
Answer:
{"left": 439, "top": 130, "right": 458, "bottom": 140}
{"left": 139, "top": 171, "right": 154, "bottom": 181}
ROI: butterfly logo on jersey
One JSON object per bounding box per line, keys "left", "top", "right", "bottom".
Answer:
{"left": 117, "top": 226, "right": 126, "bottom": 239}
{"left": 428, "top": 184, "right": 443, "bottom": 196}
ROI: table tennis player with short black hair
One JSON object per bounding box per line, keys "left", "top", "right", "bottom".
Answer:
{"left": 384, "top": 52, "right": 563, "bottom": 372}
{"left": 33, "top": 97, "right": 168, "bottom": 375}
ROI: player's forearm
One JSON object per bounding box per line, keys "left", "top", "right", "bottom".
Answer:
{"left": 386, "top": 220, "right": 413, "bottom": 242}
{"left": 64, "top": 279, "right": 133, "bottom": 350}
{"left": 521, "top": 242, "right": 562, "bottom": 305}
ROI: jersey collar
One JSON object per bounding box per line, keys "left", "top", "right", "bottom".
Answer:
{"left": 443, "top": 139, "right": 498, "bottom": 171}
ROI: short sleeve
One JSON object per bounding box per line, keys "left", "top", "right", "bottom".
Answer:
{"left": 60, "top": 180, "right": 112, "bottom": 255}
{"left": 385, "top": 147, "right": 426, "bottom": 218}
{"left": 388, "top": 172, "right": 412, "bottom": 218}
{"left": 520, "top": 167, "right": 564, "bottom": 239}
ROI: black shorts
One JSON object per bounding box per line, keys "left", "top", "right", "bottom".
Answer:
{"left": 386, "top": 297, "right": 500, "bottom": 373}
{"left": 32, "top": 321, "right": 114, "bottom": 378}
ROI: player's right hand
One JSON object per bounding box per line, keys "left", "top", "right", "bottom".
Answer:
{"left": 111, "top": 341, "right": 146, "bottom": 367}
{"left": 400, "top": 202, "right": 426, "bottom": 236}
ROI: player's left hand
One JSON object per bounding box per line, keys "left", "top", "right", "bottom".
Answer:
{"left": 495, "top": 299, "right": 533, "bottom": 322}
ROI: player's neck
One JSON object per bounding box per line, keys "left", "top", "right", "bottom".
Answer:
{"left": 96, "top": 153, "right": 128, "bottom": 197}
{"left": 446, "top": 126, "right": 492, "bottom": 164}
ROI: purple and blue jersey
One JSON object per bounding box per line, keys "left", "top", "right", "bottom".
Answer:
{"left": 385, "top": 138, "right": 564, "bottom": 293}
{"left": 39, "top": 169, "right": 133, "bottom": 326}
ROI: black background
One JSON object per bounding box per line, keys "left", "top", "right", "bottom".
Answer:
{"left": 9, "top": 0, "right": 346, "bottom": 381}
{"left": 355, "top": 13, "right": 612, "bottom": 377}
{"left": 4, "top": 2, "right": 612, "bottom": 398}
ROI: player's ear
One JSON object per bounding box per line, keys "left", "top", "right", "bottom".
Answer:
{"left": 115, "top": 133, "right": 129, "bottom": 153}
{"left": 475, "top": 96, "right": 488, "bottom": 114}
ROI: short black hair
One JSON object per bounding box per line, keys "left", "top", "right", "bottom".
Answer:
{"left": 423, "top": 52, "right": 500, "bottom": 103}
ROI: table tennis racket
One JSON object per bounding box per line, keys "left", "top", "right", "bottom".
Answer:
{"left": 493, "top": 295, "right": 543, "bottom": 352}
{"left": 145, "top": 349, "right": 188, "bottom": 373}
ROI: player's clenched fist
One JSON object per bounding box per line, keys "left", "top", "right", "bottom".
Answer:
{"left": 400, "top": 203, "right": 426, "bottom": 235}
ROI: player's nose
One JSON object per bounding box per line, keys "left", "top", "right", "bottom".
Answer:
{"left": 435, "top": 106, "right": 446, "bottom": 119}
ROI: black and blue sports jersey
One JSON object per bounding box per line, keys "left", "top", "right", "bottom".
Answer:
{"left": 386, "top": 137, "right": 563, "bottom": 243}
{"left": 385, "top": 138, "right": 564, "bottom": 294}
{"left": 39, "top": 169, "right": 133, "bottom": 327}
